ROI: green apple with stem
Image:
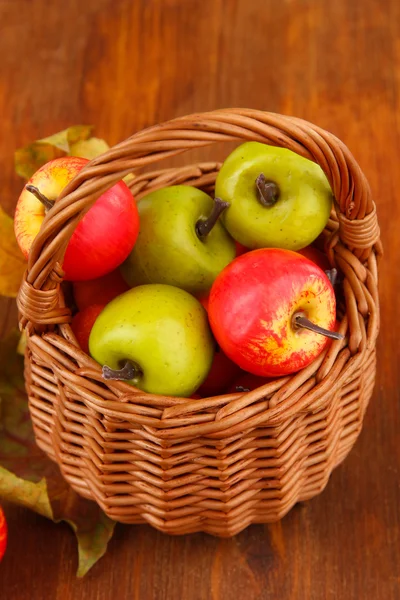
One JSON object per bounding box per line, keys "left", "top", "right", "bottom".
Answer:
{"left": 120, "top": 185, "right": 236, "bottom": 295}
{"left": 215, "top": 142, "right": 333, "bottom": 251}
{"left": 89, "top": 284, "right": 215, "bottom": 397}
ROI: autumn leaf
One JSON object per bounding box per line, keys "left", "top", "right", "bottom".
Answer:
{"left": 0, "top": 330, "right": 116, "bottom": 576}
{"left": 0, "top": 468, "right": 51, "bottom": 519}
{"left": 16, "top": 331, "right": 26, "bottom": 356}
{"left": 70, "top": 137, "right": 110, "bottom": 160}
{"left": 14, "top": 125, "right": 136, "bottom": 185}
{"left": 14, "top": 143, "right": 66, "bottom": 180}
{"left": 58, "top": 125, "right": 94, "bottom": 149}
{"left": 14, "top": 125, "right": 95, "bottom": 180}
{"left": 0, "top": 206, "right": 26, "bottom": 298}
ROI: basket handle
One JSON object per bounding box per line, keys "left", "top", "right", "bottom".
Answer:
{"left": 17, "top": 108, "right": 380, "bottom": 329}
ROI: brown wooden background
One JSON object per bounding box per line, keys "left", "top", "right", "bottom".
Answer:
{"left": 0, "top": 0, "right": 399, "bottom": 598}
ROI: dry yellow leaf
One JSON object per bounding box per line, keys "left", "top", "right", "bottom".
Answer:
{"left": 0, "top": 206, "right": 26, "bottom": 297}
{"left": 14, "top": 125, "right": 94, "bottom": 180}
{"left": 70, "top": 137, "right": 110, "bottom": 160}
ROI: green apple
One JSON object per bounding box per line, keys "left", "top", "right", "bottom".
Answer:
{"left": 215, "top": 142, "right": 333, "bottom": 250}
{"left": 88, "top": 284, "right": 215, "bottom": 397}
{"left": 120, "top": 186, "right": 236, "bottom": 295}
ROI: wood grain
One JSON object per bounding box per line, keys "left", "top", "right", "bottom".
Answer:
{"left": 0, "top": 0, "right": 399, "bottom": 598}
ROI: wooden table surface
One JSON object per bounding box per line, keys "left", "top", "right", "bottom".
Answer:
{"left": 0, "top": 0, "right": 399, "bottom": 598}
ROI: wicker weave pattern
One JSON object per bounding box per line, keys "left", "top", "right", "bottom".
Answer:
{"left": 18, "top": 110, "right": 380, "bottom": 535}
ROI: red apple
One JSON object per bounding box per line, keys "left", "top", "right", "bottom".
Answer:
{"left": 197, "top": 294, "right": 210, "bottom": 312}
{"left": 71, "top": 304, "right": 105, "bottom": 354}
{"left": 297, "top": 245, "right": 330, "bottom": 271}
{"left": 235, "top": 241, "right": 249, "bottom": 257}
{"left": 194, "top": 291, "right": 240, "bottom": 395}
{"left": 0, "top": 506, "right": 7, "bottom": 562}
{"left": 73, "top": 269, "right": 130, "bottom": 311}
{"left": 14, "top": 157, "right": 139, "bottom": 281}
{"left": 209, "top": 248, "right": 339, "bottom": 377}
{"left": 197, "top": 346, "right": 240, "bottom": 396}
{"left": 227, "top": 372, "right": 272, "bottom": 393}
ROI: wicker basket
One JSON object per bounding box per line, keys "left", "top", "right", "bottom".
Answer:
{"left": 17, "top": 109, "right": 381, "bottom": 536}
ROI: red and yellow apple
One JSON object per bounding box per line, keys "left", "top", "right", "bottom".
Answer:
{"left": 14, "top": 156, "right": 139, "bottom": 281}
{"left": 209, "top": 248, "right": 340, "bottom": 377}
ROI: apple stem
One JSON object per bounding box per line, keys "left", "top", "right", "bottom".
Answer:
{"left": 25, "top": 185, "right": 55, "bottom": 212}
{"left": 255, "top": 174, "right": 280, "bottom": 207}
{"left": 196, "top": 197, "right": 230, "bottom": 240}
{"left": 293, "top": 314, "right": 344, "bottom": 341}
{"left": 325, "top": 268, "right": 338, "bottom": 286}
{"left": 102, "top": 361, "right": 139, "bottom": 381}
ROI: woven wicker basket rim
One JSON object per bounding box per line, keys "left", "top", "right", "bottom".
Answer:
{"left": 18, "top": 108, "right": 381, "bottom": 424}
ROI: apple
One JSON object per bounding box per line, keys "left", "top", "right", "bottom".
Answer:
{"left": 120, "top": 185, "right": 236, "bottom": 295}
{"left": 89, "top": 284, "right": 215, "bottom": 397}
{"left": 73, "top": 269, "right": 130, "bottom": 311}
{"left": 198, "top": 293, "right": 210, "bottom": 312}
{"left": 227, "top": 372, "right": 272, "bottom": 393}
{"left": 71, "top": 304, "right": 105, "bottom": 354}
{"left": 197, "top": 345, "right": 240, "bottom": 396}
{"left": 235, "top": 241, "right": 249, "bottom": 257}
{"left": 14, "top": 156, "right": 139, "bottom": 280}
{"left": 194, "top": 290, "right": 240, "bottom": 396}
{"left": 297, "top": 245, "right": 331, "bottom": 271}
{"left": 215, "top": 142, "right": 333, "bottom": 251}
{"left": 0, "top": 506, "right": 7, "bottom": 562}
{"left": 208, "top": 248, "right": 342, "bottom": 377}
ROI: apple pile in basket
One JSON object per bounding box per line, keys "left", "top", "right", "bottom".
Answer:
{"left": 14, "top": 143, "right": 343, "bottom": 398}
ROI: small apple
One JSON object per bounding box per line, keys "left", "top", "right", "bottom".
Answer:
{"left": 89, "top": 284, "right": 215, "bottom": 397}
{"left": 194, "top": 291, "right": 240, "bottom": 396}
{"left": 0, "top": 506, "right": 7, "bottom": 562}
{"left": 297, "top": 245, "right": 331, "bottom": 271}
{"left": 215, "top": 142, "right": 333, "bottom": 251}
{"left": 120, "top": 185, "right": 236, "bottom": 295}
{"left": 197, "top": 293, "right": 210, "bottom": 312}
{"left": 73, "top": 269, "right": 130, "bottom": 311}
{"left": 235, "top": 241, "right": 249, "bottom": 257}
{"left": 197, "top": 345, "right": 240, "bottom": 396}
{"left": 227, "top": 372, "right": 272, "bottom": 393}
{"left": 14, "top": 156, "right": 139, "bottom": 280}
{"left": 71, "top": 304, "right": 105, "bottom": 354}
{"left": 209, "top": 249, "right": 342, "bottom": 377}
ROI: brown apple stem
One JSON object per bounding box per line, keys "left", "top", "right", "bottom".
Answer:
{"left": 25, "top": 185, "right": 55, "bottom": 212}
{"left": 294, "top": 314, "right": 344, "bottom": 341}
{"left": 196, "top": 197, "right": 230, "bottom": 240}
{"left": 102, "top": 361, "right": 138, "bottom": 381}
{"left": 325, "top": 268, "right": 338, "bottom": 286}
{"left": 255, "top": 174, "right": 280, "bottom": 207}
